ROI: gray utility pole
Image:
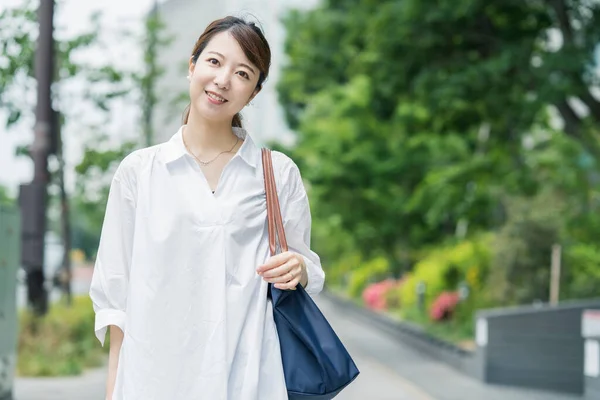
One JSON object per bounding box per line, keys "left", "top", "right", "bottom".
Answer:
{"left": 19, "top": 0, "right": 57, "bottom": 316}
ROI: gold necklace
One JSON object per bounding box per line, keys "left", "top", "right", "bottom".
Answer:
{"left": 182, "top": 131, "right": 240, "bottom": 166}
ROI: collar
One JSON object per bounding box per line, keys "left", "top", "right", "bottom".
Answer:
{"left": 161, "top": 125, "right": 260, "bottom": 168}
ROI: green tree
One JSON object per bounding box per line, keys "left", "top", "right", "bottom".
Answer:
{"left": 280, "top": 0, "right": 600, "bottom": 156}
{"left": 72, "top": 135, "right": 137, "bottom": 259}
{"left": 1, "top": 1, "right": 172, "bottom": 261}
{"left": 72, "top": 6, "right": 172, "bottom": 258}
{"left": 139, "top": 4, "right": 173, "bottom": 147}
{"left": 0, "top": 0, "right": 133, "bottom": 280}
{"left": 277, "top": 0, "right": 600, "bottom": 275}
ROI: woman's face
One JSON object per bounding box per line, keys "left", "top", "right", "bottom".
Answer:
{"left": 188, "top": 31, "right": 260, "bottom": 125}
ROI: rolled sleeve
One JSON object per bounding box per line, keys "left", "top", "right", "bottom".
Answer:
{"left": 89, "top": 163, "right": 136, "bottom": 346}
{"left": 94, "top": 308, "right": 126, "bottom": 345}
{"left": 280, "top": 161, "right": 325, "bottom": 296}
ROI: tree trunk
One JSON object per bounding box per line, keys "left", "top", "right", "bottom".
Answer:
{"left": 578, "top": 90, "right": 600, "bottom": 124}
{"left": 555, "top": 100, "right": 582, "bottom": 138}
{"left": 547, "top": 0, "right": 600, "bottom": 123}
{"left": 57, "top": 122, "right": 72, "bottom": 305}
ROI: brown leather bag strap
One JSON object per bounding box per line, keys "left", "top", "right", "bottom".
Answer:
{"left": 262, "top": 148, "right": 288, "bottom": 256}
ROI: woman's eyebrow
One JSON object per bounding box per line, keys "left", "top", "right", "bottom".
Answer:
{"left": 207, "top": 51, "right": 256, "bottom": 75}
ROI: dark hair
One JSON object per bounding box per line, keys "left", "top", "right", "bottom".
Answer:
{"left": 182, "top": 16, "right": 271, "bottom": 128}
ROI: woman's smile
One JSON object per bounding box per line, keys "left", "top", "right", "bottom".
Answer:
{"left": 205, "top": 90, "right": 228, "bottom": 104}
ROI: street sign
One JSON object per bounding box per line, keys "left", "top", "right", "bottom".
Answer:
{"left": 582, "top": 310, "right": 600, "bottom": 338}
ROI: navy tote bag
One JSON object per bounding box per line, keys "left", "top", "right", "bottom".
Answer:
{"left": 262, "top": 148, "right": 359, "bottom": 399}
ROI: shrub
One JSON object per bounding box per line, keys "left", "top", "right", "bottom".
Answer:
{"left": 362, "top": 279, "right": 402, "bottom": 311}
{"left": 310, "top": 212, "right": 359, "bottom": 287}
{"left": 398, "top": 235, "right": 492, "bottom": 310}
{"left": 430, "top": 291, "right": 460, "bottom": 321}
{"left": 347, "top": 256, "right": 391, "bottom": 299}
{"left": 17, "top": 296, "right": 108, "bottom": 376}
{"left": 325, "top": 251, "right": 363, "bottom": 290}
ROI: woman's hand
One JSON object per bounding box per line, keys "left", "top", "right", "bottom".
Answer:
{"left": 257, "top": 251, "right": 308, "bottom": 290}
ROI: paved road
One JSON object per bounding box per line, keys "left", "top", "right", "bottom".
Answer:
{"left": 317, "top": 295, "right": 580, "bottom": 400}
{"left": 317, "top": 297, "right": 435, "bottom": 400}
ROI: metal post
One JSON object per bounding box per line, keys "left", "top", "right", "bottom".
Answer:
{"left": 417, "top": 281, "right": 426, "bottom": 312}
{"left": 19, "top": 0, "right": 56, "bottom": 316}
{"left": 550, "top": 244, "right": 562, "bottom": 306}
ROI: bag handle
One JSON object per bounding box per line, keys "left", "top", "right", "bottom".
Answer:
{"left": 262, "top": 148, "right": 288, "bottom": 256}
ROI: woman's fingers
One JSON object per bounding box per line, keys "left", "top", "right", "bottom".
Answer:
{"left": 257, "top": 252, "right": 305, "bottom": 291}
{"left": 256, "top": 251, "right": 292, "bottom": 274}
{"left": 274, "top": 277, "right": 299, "bottom": 290}
{"left": 263, "top": 264, "right": 302, "bottom": 283}
{"left": 260, "top": 257, "right": 296, "bottom": 279}
{"left": 274, "top": 268, "right": 301, "bottom": 290}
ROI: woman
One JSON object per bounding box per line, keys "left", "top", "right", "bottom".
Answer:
{"left": 90, "top": 16, "right": 325, "bottom": 400}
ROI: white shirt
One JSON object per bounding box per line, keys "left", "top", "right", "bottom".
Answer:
{"left": 89, "top": 126, "right": 325, "bottom": 400}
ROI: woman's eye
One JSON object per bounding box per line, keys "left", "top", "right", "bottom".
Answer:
{"left": 207, "top": 58, "right": 219, "bottom": 65}
{"left": 238, "top": 71, "right": 249, "bottom": 79}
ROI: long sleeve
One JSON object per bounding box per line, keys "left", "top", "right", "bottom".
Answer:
{"left": 279, "top": 160, "right": 325, "bottom": 296}
{"left": 89, "top": 163, "right": 136, "bottom": 346}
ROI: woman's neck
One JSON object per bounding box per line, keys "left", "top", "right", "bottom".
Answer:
{"left": 184, "top": 113, "right": 238, "bottom": 157}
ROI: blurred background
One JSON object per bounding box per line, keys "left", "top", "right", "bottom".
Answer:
{"left": 1, "top": 0, "right": 600, "bottom": 399}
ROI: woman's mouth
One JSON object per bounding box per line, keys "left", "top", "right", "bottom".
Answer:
{"left": 206, "top": 91, "right": 228, "bottom": 104}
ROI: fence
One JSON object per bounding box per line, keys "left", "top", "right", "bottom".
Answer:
{"left": 0, "top": 206, "right": 21, "bottom": 400}
{"left": 476, "top": 300, "right": 600, "bottom": 395}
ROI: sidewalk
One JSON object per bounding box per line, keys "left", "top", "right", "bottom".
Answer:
{"left": 14, "top": 368, "right": 105, "bottom": 400}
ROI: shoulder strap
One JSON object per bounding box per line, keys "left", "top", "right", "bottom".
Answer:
{"left": 262, "top": 148, "right": 288, "bottom": 256}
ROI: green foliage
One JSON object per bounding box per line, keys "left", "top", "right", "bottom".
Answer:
{"left": 0, "top": 1, "right": 133, "bottom": 130}
{"left": 278, "top": 0, "right": 600, "bottom": 309}
{"left": 72, "top": 138, "right": 137, "bottom": 259}
{"left": 278, "top": 0, "right": 600, "bottom": 264}
{"left": 486, "top": 191, "right": 566, "bottom": 305}
{"left": 562, "top": 243, "right": 600, "bottom": 300}
{"left": 398, "top": 305, "right": 474, "bottom": 347}
{"left": 68, "top": 10, "right": 172, "bottom": 257}
{"left": 0, "top": 2, "right": 172, "bottom": 260}
{"left": 282, "top": 74, "right": 498, "bottom": 266}
{"left": 0, "top": 1, "right": 138, "bottom": 262}
{"left": 347, "top": 256, "right": 391, "bottom": 298}
{"left": 138, "top": 7, "right": 174, "bottom": 146}
{"left": 0, "top": 1, "right": 37, "bottom": 125}
{"left": 399, "top": 235, "right": 493, "bottom": 309}
{"left": 280, "top": 0, "right": 600, "bottom": 154}
{"left": 323, "top": 250, "right": 362, "bottom": 290}
{"left": 17, "top": 296, "right": 108, "bottom": 376}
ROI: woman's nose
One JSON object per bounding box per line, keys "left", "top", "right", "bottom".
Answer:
{"left": 213, "top": 70, "right": 231, "bottom": 89}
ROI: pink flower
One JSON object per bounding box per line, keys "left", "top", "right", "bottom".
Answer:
{"left": 429, "top": 291, "right": 460, "bottom": 321}
{"left": 362, "top": 279, "right": 400, "bottom": 311}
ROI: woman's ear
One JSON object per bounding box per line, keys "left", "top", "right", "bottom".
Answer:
{"left": 188, "top": 57, "right": 196, "bottom": 79}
